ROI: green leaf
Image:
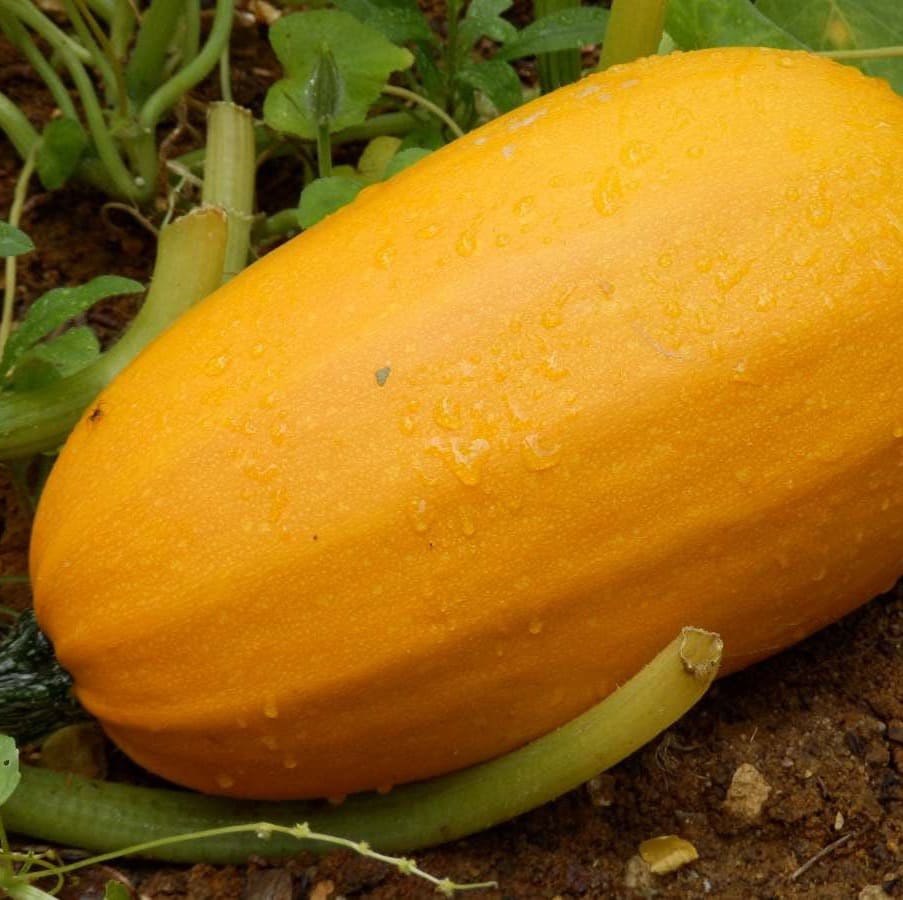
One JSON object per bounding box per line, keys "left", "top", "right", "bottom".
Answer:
{"left": 0, "top": 734, "right": 20, "bottom": 806}
{"left": 103, "top": 883, "right": 131, "bottom": 900}
{"left": 498, "top": 7, "right": 610, "bottom": 60}
{"left": 0, "top": 223, "right": 34, "bottom": 258}
{"left": 358, "top": 136, "right": 403, "bottom": 181}
{"left": 6, "top": 327, "right": 101, "bottom": 392}
{"left": 757, "top": 0, "right": 903, "bottom": 93}
{"left": 36, "top": 117, "right": 89, "bottom": 191}
{"left": 298, "top": 176, "right": 366, "bottom": 227}
{"left": 665, "top": 0, "right": 803, "bottom": 50}
{"left": 333, "top": 0, "right": 434, "bottom": 44}
{"left": 458, "top": 0, "right": 518, "bottom": 49}
{"left": 384, "top": 146, "right": 432, "bottom": 177}
{"left": 412, "top": 44, "right": 446, "bottom": 105}
{"left": 399, "top": 118, "right": 446, "bottom": 150}
{"left": 457, "top": 60, "right": 524, "bottom": 113}
{"left": 0, "top": 275, "right": 143, "bottom": 376}
{"left": 264, "top": 10, "right": 414, "bottom": 139}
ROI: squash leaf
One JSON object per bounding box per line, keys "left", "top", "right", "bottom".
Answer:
{"left": 5, "top": 327, "right": 101, "bottom": 392}
{"left": 498, "top": 7, "right": 610, "bottom": 61}
{"left": 103, "top": 883, "right": 131, "bottom": 900}
{"left": 665, "top": 0, "right": 803, "bottom": 50}
{"left": 298, "top": 175, "right": 366, "bottom": 227}
{"left": 757, "top": 0, "right": 903, "bottom": 94}
{"left": 333, "top": 0, "right": 434, "bottom": 44}
{"left": 37, "top": 117, "right": 89, "bottom": 191}
{"left": 384, "top": 147, "right": 432, "bottom": 177}
{"left": 0, "top": 223, "right": 34, "bottom": 258}
{"left": 264, "top": 11, "right": 414, "bottom": 139}
{"left": 458, "top": 0, "right": 519, "bottom": 51}
{"left": 0, "top": 275, "right": 142, "bottom": 378}
{"left": 0, "top": 735, "right": 20, "bottom": 806}
{"left": 458, "top": 59, "right": 524, "bottom": 113}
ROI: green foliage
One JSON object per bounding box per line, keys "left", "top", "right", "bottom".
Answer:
{"left": 384, "top": 147, "right": 432, "bottom": 177}
{"left": 758, "top": 0, "right": 903, "bottom": 92}
{"left": 36, "top": 118, "right": 89, "bottom": 191}
{"left": 0, "top": 735, "right": 19, "bottom": 805}
{"left": 333, "top": 0, "right": 434, "bottom": 44}
{"left": 298, "top": 175, "right": 366, "bottom": 227}
{"left": 1, "top": 276, "right": 143, "bottom": 388}
{"left": 665, "top": 0, "right": 802, "bottom": 51}
{"left": 0, "top": 223, "right": 34, "bottom": 258}
{"left": 457, "top": 59, "right": 524, "bottom": 113}
{"left": 498, "top": 7, "right": 610, "bottom": 61}
{"left": 264, "top": 11, "right": 414, "bottom": 139}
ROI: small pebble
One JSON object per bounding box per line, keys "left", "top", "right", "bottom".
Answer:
{"left": 724, "top": 763, "right": 772, "bottom": 822}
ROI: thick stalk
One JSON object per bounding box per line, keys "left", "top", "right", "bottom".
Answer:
{"left": 598, "top": 0, "right": 667, "bottom": 70}
{"left": 201, "top": 103, "right": 255, "bottom": 281}
{"left": 0, "top": 209, "right": 227, "bottom": 460}
{"left": 2, "top": 628, "right": 721, "bottom": 863}
{"left": 139, "top": 0, "right": 234, "bottom": 131}
{"left": 535, "top": 0, "right": 581, "bottom": 91}
{"left": 125, "top": 0, "right": 187, "bottom": 105}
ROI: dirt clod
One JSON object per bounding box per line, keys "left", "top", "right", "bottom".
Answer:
{"left": 724, "top": 762, "right": 772, "bottom": 823}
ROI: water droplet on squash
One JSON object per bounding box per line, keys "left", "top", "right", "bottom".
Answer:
{"left": 251, "top": 342, "right": 266, "bottom": 358}
{"left": 806, "top": 201, "right": 832, "bottom": 228}
{"left": 735, "top": 468, "right": 753, "bottom": 485}
{"left": 434, "top": 397, "right": 462, "bottom": 430}
{"left": 205, "top": 354, "right": 230, "bottom": 376}
{"left": 528, "top": 619, "right": 544, "bottom": 635}
{"left": 263, "top": 697, "right": 279, "bottom": 719}
{"left": 216, "top": 773, "right": 235, "bottom": 789}
{"left": 541, "top": 308, "right": 563, "bottom": 329}
{"left": 521, "top": 433, "right": 561, "bottom": 471}
{"left": 513, "top": 196, "right": 536, "bottom": 218}
{"left": 416, "top": 223, "right": 441, "bottom": 239}
{"left": 429, "top": 437, "right": 491, "bottom": 485}
{"left": 375, "top": 242, "right": 394, "bottom": 269}
{"left": 593, "top": 168, "right": 623, "bottom": 217}
{"left": 408, "top": 497, "right": 431, "bottom": 533}
{"left": 459, "top": 505, "right": 476, "bottom": 536}
{"left": 893, "top": 425, "right": 903, "bottom": 439}
{"left": 456, "top": 230, "right": 477, "bottom": 257}
{"left": 399, "top": 415, "right": 416, "bottom": 435}
{"left": 687, "top": 145, "right": 704, "bottom": 159}
{"left": 283, "top": 755, "right": 298, "bottom": 769}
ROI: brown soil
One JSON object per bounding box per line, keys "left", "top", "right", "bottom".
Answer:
{"left": 1, "top": 13, "right": 901, "bottom": 900}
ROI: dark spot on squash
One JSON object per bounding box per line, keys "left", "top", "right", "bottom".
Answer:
{"left": 88, "top": 406, "right": 103, "bottom": 423}
{"left": 375, "top": 366, "right": 391, "bottom": 386}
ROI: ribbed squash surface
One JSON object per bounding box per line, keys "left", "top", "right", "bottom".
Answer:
{"left": 31, "top": 48, "right": 903, "bottom": 799}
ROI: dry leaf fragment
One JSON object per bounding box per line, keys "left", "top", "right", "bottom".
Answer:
{"left": 638, "top": 835, "right": 699, "bottom": 874}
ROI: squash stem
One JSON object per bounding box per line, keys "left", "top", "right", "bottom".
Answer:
{"left": 2, "top": 628, "right": 721, "bottom": 863}
{"left": 0, "top": 208, "right": 227, "bottom": 460}
{"left": 597, "top": 0, "right": 667, "bottom": 70}
{"left": 201, "top": 103, "right": 255, "bottom": 282}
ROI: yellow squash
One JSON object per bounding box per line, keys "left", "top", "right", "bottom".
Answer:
{"left": 31, "top": 48, "right": 903, "bottom": 800}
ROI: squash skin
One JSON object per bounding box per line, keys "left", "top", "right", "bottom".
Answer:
{"left": 30, "top": 48, "right": 903, "bottom": 800}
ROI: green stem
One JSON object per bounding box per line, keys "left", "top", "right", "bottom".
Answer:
{"left": 64, "top": 0, "right": 118, "bottom": 106}
{"left": 334, "top": 111, "right": 418, "bottom": 144}
{"left": 819, "top": 45, "right": 903, "bottom": 61}
{"left": 181, "top": 0, "right": 201, "bottom": 66}
{"left": 2, "top": 0, "right": 93, "bottom": 65}
{"left": 201, "top": 103, "right": 255, "bottom": 281}
{"left": 0, "top": 150, "right": 36, "bottom": 369}
{"left": 0, "top": 13, "right": 79, "bottom": 121}
{"left": 0, "top": 92, "right": 39, "bottom": 161}
{"left": 260, "top": 208, "right": 301, "bottom": 240}
{"left": 316, "top": 119, "right": 333, "bottom": 178}
{"left": 597, "top": 0, "right": 667, "bottom": 70}
{"left": 218, "top": 47, "right": 233, "bottom": 103}
{"left": 445, "top": 0, "right": 461, "bottom": 113}
{"left": 7, "top": 0, "right": 140, "bottom": 201}
{"left": 383, "top": 85, "right": 464, "bottom": 139}
{"left": 125, "top": 0, "right": 187, "bottom": 106}
{"left": 110, "top": 0, "right": 136, "bottom": 61}
{"left": 0, "top": 208, "right": 227, "bottom": 460}
{"left": 0, "top": 577, "right": 29, "bottom": 585}
{"left": 139, "top": 0, "right": 234, "bottom": 131}
{"left": 535, "top": 0, "right": 582, "bottom": 92}
{"left": 2, "top": 628, "right": 721, "bottom": 863}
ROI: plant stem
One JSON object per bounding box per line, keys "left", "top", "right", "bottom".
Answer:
{"left": 63, "top": 0, "right": 118, "bottom": 106}
{"left": 201, "top": 103, "right": 255, "bottom": 281}
{"left": 218, "top": 47, "right": 233, "bottom": 103}
{"left": 7, "top": 0, "right": 140, "bottom": 201}
{"left": 384, "top": 85, "right": 464, "bottom": 139}
{"left": 110, "top": 0, "right": 136, "bottom": 61}
{"left": 3, "top": 0, "right": 93, "bottom": 66}
{"left": 0, "top": 209, "right": 227, "bottom": 460}
{"left": 819, "top": 45, "right": 903, "bottom": 60}
{"left": 181, "top": 0, "right": 201, "bottom": 66}
{"left": 0, "top": 93, "right": 39, "bottom": 161}
{"left": 260, "top": 208, "right": 301, "bottom": 239}
{"left": 126, "top": 0, "right": 187, "bottom": 106}
{"left": 316, "top": 120, "right": 333, "bottom": 177}
{"left": 2, "top": 628, "right": 721, "bottom": 863}
{"left": 139, "top": 0, "right": 234, "bottom": 131}
{"left": 0, "top": 13, "right": 79, "bottom": 121}
{"left": 0, "top": 149, "right": 36, "bottom": 368}
{"left": 597, "top": 0, "right": 667, "bottom": 70}
{"left": 444, "top": 0, "right": 461, "bottom": 113}
{"left": 535, "top": 0, "right": 582, "bottom": 92}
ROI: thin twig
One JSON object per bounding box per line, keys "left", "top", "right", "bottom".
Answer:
{"left": 790, "top": 833, "right": 853, "bottom": 881}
